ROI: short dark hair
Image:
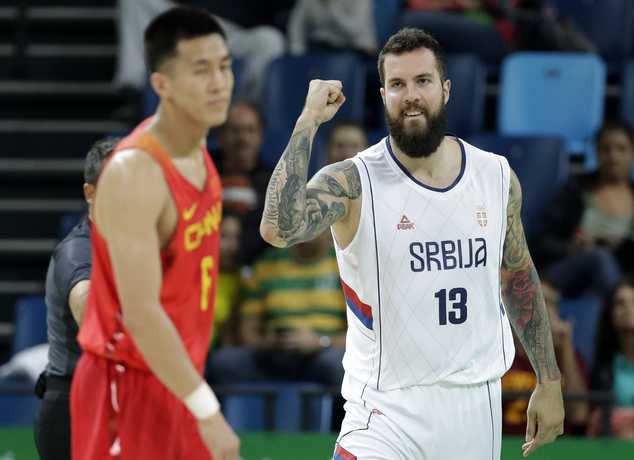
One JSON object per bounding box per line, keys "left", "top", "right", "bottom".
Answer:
{"left": 144, "top": 6, "right": 226, "bottom": 73}
{"left": 596, "top": 119, "right": 634, "bottom": 146}
{"left": 84, "top": 138, "right": 119, "bottom": 185}
{"left": 378, "top": 28, "right": 446, "bottom": 87}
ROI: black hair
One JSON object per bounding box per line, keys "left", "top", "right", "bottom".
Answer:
{"left": 378, "top": 27, "right": 447, "bottom": 87}
{"left": 596, "top": 119, "right": 634, "bottom": 146}
{"left": 594, "top": 276, "right": 634, "bottom": 364}
{"left": 84, "top": 137, "right": 120, "bottom": 185}
{"left": 144, "top": 5, "right": 226, "bottom": 73}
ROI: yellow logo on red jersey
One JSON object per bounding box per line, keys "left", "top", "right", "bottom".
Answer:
{"left": 184, "top": 202, "right": 222, "bottom": 251}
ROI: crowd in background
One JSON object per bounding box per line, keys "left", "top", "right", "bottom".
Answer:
{"left": 2, "top": 0, "right": 633, "bottom": 438}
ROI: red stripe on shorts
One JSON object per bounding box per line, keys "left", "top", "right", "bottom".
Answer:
{"left": 334, "top": 444, "right": 357, "bottom": 460}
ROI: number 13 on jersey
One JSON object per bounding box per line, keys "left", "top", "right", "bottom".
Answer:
{"left": 435, "top": 288, "right": 468, "bottom": 325}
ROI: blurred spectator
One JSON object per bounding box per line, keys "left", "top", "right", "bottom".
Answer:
{"left": 588, "top": 277, "right": 634, "bottom": 439}
{"left": 501, "top": 276, "right": 589, "bottom": 435}
{"left": 215, "top": 16, "right": 286, "bottom": 104}
{"left": 114, "top": 0, "right": 285, "bottom": 104}
{"left": 288, "top": 0, "right": 378, "bottom": 56}
{"left": 534, "top": 120, "right": 634, "bottom": 298}
{"left": 210, "top": 207, "right": 245, "bottom": 349}
{"left": 514, "top": 1, "right": 597, "bottom": 53}
{"left": 215, "top": 101, "right": 274, "bottom": 263}
{"left": 400, "top": 0, "right": 513, "bottom": 65}
{"left": 205, "top": 230, "right": 346, "bottom": 390}
{"left": 325, "top": 122, "right": 370, "bottom": 164}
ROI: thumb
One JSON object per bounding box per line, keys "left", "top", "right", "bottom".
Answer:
{"left": 526, "top": 411, "right": 536, "bottom": 442}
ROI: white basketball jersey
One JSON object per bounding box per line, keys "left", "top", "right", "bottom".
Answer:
{"left": 334, "top": 136, "right": 515, "bottom": 391}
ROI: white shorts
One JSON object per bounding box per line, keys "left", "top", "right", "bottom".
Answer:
{"left": 334, "top": 374, "right": 502, "bottom": 460}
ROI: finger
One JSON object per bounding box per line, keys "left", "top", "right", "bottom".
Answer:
{"left": 325, "top": 80, "right": 343, "bottom": 91}
{"left": 525, "top": 411, "right": 536, "bottom": 443}
{"left": 332, "top": 92, "right": 346, "bottom": 107}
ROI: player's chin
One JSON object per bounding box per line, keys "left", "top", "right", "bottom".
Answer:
{"left": 203, "top": 109, "right": 229, "bottom": 128}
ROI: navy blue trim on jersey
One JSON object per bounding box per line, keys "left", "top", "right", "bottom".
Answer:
{"left": 384, "top": 134, "right": 466, "bottom": 192}
{"left": 497, "top": 157, "right": 508, "bottom": 368}
{"left": 360, "top": 158, "right": 383, "bottom": 390}
{"left": 487, "top": 381, "right": 495, "bottom": 460}
{"left": 337, "top": 411, "right": 373, "bottom": 450}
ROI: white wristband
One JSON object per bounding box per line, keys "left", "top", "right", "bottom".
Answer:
{"left": 183, "top": 382, "right": 220, "bottom": 420}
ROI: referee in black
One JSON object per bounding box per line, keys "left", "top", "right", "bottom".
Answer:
{"left": 33, "top": 138, "right": 118, "bottom": 460}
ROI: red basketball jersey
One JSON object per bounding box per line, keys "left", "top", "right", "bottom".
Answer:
{"left": 78, "top": 119, "right": 222, "bottom": 373}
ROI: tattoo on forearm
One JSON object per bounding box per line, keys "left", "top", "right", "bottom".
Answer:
{"left": 501, "top": 171, "right": 559, "bottom": 384}
{"left": 261, "top": 126, "right": 362, "bottom": 246}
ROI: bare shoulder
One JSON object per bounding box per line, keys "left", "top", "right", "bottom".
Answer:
{"left": 95, "top": 148, "right": 169, "bottom": 236}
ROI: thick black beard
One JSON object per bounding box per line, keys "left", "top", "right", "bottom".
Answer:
{"left": 385, "top": 102, "right": 448, "bottom": 159}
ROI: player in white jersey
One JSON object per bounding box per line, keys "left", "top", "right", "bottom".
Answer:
{"left": 261, "top": 28, "right": 565, "bottom": 459}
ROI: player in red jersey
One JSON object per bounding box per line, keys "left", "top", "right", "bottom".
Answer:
{"left": 70, "top": 6, "right": 240, "bottom": 460}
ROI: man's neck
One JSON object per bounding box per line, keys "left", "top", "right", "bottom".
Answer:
{"left": 147, "top": 105, "right": 209, "bottom": 159}
{"left": 389, "top": 136, "right": 462, "bottom": 189}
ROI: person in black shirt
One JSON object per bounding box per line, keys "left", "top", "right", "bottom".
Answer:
{"left": 33, "top": 138, "right": 118, "bottom": 460}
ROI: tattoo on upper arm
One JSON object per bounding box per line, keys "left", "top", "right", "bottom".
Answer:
{"left": 262, "top": 138, "right": 362, "bottom": 246}
{"left": 501, "top": 170, "right": 559, "bottom": 383}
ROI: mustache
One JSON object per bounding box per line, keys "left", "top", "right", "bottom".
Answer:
{"left": 400, "top": 103, "right": 429, "bottom": 117}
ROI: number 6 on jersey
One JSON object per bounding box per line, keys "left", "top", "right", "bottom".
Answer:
{"left": 435, "top": 288, "right": 468, "bottom": 325}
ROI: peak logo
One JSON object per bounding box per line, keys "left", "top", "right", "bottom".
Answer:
{"left": 398, "top": 215, "right": 414, "bottom": 230}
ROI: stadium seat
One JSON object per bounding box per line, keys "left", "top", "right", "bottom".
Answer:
{"left": 261, "top": 53, "right": 366, "bottom": 132}
{"left": 467, "top": 134, "right": 568, "bottom": 241}
{"left": 559, "top": 297, "right": 603, "bottom": 371}
{"left": 622, "top": 59, "right": 634, "bottom": 129}
{"left": 445, "top": 54, "right": 487, "bottom": 138}
{"left": 551, "top": 0, "right": 634, "bottom": 74}
{"left": 259, "top": 129, "right": 326, "bottom": 179}
{"left": 373, "top": 0, "right": 405, "bottom": 47}
{"left": 498, "top": 52, "right": 606, "bottom": 168}
{"left": 220, "top": 381, "right": 333, "bottom": 432}
{"left": 12, "top": 296, "right": 48, "bottom": 356}
{"left": 0, "top": 381, "right": 41, "bottom": 426}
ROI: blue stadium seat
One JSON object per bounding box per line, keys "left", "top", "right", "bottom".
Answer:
{"left": 559, "top": 297, "right": 603, "bottom": 371}
{"left": 12, "top": 296, "right": 48, "bottom": 356}
{"left": 467, "top": 134, "right": 568, "bottom": 240}
{"left": 366, "top": 129, "right": 388, "bottom": 147}
{"left": 445, "top": 54, "right": 487, "bottom": 138}
{"left": 261, "top": 53, "right": 366, "bottom": 132}
{"left": 142, "top": 58, "right": 246, "bottom": 119}
{"left": 0, "top": 381, "right": 41, "bottom": 426}
{"left": 622, "top": 59, "right": 634, "bottom": 129}
{"left": 373, "top": 0, "right": 405, "bottom": 47}
{"left": 220, "top": 381, "right": 333, "bottom": 432}
{"left": 259, "top": 129, "right": 326, "bottom": 179}
{"left": 551, "top": 0, "right": 634, "bottom": 74}
{"left": 498, "top": 52, "right": 606, "bottom": 168}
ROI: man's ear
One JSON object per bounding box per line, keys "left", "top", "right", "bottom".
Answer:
{"left": 443, "top": 79, "right": 451, "bottom": 105}
{"left": 150, "top": 71, "right": 172, "bottom": 101}
{"left": 83, "top": 183, "right": 95, "bottom": 206}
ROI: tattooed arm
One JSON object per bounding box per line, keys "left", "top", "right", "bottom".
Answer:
{"left": 260, "top": 79, "right": 361, "bottom": 247}
{"left": 501, "top": 169, "right": 565, "bottom": 457}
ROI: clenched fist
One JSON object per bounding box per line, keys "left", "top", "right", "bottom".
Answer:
{"left": 300, "top": 79, "right": 346, "bottom": 125}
